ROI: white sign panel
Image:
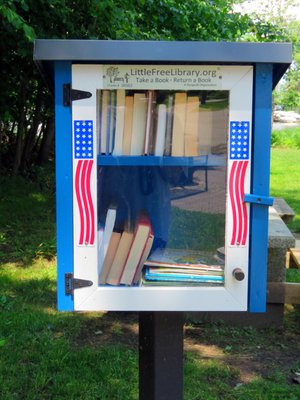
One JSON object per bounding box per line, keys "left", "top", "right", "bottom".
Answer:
{"left": 102, "top": 65, "right": 222, "bottom": 90}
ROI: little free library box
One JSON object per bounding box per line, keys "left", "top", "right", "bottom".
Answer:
{"left": 34, "top": 40, "right": 292, "bottom": 313}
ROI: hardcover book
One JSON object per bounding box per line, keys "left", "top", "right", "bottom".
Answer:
{"left": 130, "top": 93, "right": 148, "bottom": 155}
{"left": 164, "top": 94, "right": 174, "bottom": 156}
{"left": 112, "top": 89, "right": 125, "bottom": 155}
{"left": 106, "top": 231, "right": 134, "bottom": 285}
{"left": 98, "top": 208, "right": 117, "bottom": 276}
{"left": 144, "top": 90, "right": 156, "bottom": 155}
{"left": 119, "top": 214, "right": 153, "bottom": 285}
{"left": 122, "top": 96, "right": 134, "bottom": 155}
{"left": 154, "top": 104, "right": 167, "bottom": 156}
{"left": 100, "top": 90, "right": 110, "bottom": 154}
{"left": 99, "top": 232, "right": 121, "bottom": 284}
{"left": 171, "top": 92, "right": 187, "bottom": 156}
{"left": 184, "top": 96, "right": 199, "bottom": 156}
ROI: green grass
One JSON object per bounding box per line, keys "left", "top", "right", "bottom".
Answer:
{"left": 1, "top": 257, "right": 300, "bottom": 399}
{"left": 270, "top": 147, "right": 300, "bottom": 233}
{"left": 0, "top": 268, "right": 138, "bottom": 399}
{"left": 270, "top": 126, "right": 300, "bottom": 282}
{"left": 0, "top": 175, "right": 56, "bottom": 264}
{"left": 184, "top": 353, "right": 240, "bottom": 399}
{"left": 1, "top": 151, "right": 300, "bottom": 399}
{"left": 169, "top": 207, "right": 225, "bottom": 251}
{"left": 286, "top": 268, "right": 300, "bottom": 283}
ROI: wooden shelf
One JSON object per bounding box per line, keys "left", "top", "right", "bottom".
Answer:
{"left": 97, "top": 154, "right": 226, "bottom": 167}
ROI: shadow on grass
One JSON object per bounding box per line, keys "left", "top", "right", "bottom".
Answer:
{"left": 0, "top": 264, "right": 140, "bottom": 399}
{"left": 1, "top": 262, "right": 300, "bottom": 399}
{"left": 0, "top": 175, "right": 56, "bottom": 266}
{"left": 1, "top": 170, "right": 300, "bottom": 398}
{"left": 0, "top": 273, "right": 56, "bottom": 308}
{"left": 0, "top": 305, "right": 138, "bottom": 399}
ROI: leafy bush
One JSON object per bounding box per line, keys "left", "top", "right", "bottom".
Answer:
{"left": 271, "top": 126, "right": 300, "bottom": 148}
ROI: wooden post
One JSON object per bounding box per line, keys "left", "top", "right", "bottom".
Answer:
{"left": 139, "top": 312, "right": 184, "bottom": 400}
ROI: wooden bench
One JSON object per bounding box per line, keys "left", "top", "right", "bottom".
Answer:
{"left": 289, "top": 248, "right": 300, "bottom": 269}
{"left": 273, "top": 197, "right": 295, "bottom": 224}
{"left": 267, "top": 282, "right": 300, "bottom": 304}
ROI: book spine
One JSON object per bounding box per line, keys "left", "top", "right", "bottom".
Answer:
{"left": 106, "top": 91, "right": 112, "bottom": 155}
{"left": 131, "top": 93, "right": 147, "bottom": 156}
{"left": 148, "top": 101, "right": 157, "bottom": 155}
{"left": 109, "top": 91, "right": 117, "bottom": 154}
{"left": 96, "top": 90, "right": 102, "bottom": 155}
{"left": 123, "top": 96, "right": 134, "bottom": 155}
{"left": 99, "top": 232, "right": 121, "bottom": 284}
{"left": 119, "top": 215, "right": 152, "bottom": 285}
{"left": 164, "top": 94, "right": 174, "bottom": 156}
{"left": 113, "top": 89, "right": 126, "bottom": 155}
{"left": 100, "top": 90, "right": 109, "bottom": 154}
{"left": 98, "top": 208, "right": 116, "bottom": 277}
{"left": 154, "top": 104, "right": 167, "bottom": 156}
{"left": 184, "top": 96, "right": 200, "bottom": 156}
{"left": 132, "top": 234, "right": 154, "bottom": 284}
{"left": 120, "top": 233, "right": 150, "bottom": 286}
{"left": 106, "top": 231, "right": 133, "bottom": 286}
{"left": 171, "top": 92, "right": 187, "bottom": 156}
{"left": 144, "top": 90, "right": 155, "bottom": 155}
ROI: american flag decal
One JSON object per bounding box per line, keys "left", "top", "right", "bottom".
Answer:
{"left": 229, "top": 121, "right": 250, "bottom": 246}
{"left": 74, "top": 120, "right": 95, "bottom": 246}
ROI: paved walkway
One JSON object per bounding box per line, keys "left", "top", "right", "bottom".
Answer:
{"left": 171, "top": 168, "right": 226, "bottom": 214}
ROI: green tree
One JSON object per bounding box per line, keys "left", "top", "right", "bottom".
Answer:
{"left": 275, "top": 20, "right": 300, "bottom": 111}
{"left": 237, "top": 0, "right": 299, "bottom": 111}
{"left": 0, "top": 0, "right": 287, "bottom": 175}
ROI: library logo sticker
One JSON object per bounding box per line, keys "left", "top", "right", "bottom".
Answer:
{"left": 103, "top": 65, "right": 222, "bottom": 90}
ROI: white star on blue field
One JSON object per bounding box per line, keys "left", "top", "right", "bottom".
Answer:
{"left": 74, "top": 120, "right": 93, "bottom": 159}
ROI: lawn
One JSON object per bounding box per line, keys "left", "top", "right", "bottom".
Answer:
{"left": 1, "top": 165, "right": 300, "bottom": 399}
{"left": 1, "top": 257, "right": 300, "bottom": 399}
{"left": 0, "top": 174, "right": 56, "bottom": 264}
{"left": 270, "top": 125, "right": 300, "bottom": 284}
{"left": 270, "top": 147, "right": 300, "bottom": 234}
{"left": 270, "top": 125, "right": 300, "bottom": 231}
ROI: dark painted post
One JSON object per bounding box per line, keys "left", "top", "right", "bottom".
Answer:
{"left": 139, "top": 312, "right": 184, "bottom": 400}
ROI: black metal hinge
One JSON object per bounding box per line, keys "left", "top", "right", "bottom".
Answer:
{"left": 63, "top": 83, "right": 92, "bottom": 107}
{"left": 65, "top": 273, "right": 93, "bottom": 295}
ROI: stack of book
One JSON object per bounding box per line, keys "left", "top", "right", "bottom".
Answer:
{"left": 99, "top": 209, "right": 154, "bottom": 286}
{"left": 97, "top": 89, "right": 200, "bottom": 157}
{"left": 141, "top": 249, "right": 224, "bottom": 286}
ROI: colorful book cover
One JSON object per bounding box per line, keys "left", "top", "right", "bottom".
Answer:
{"left": 144, "top": 267, "right": 224, "bottom": 283}
{"left": 145, "top": 248, "right": 224, "bottom": 269}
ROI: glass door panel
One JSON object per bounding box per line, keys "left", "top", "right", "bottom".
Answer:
{"left": 97, "top": 90, "right": 229, "bottom": 287}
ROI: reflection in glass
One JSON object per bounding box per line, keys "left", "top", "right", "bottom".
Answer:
{"left": 97, "top": 90, "right": 229, "bottom": 287}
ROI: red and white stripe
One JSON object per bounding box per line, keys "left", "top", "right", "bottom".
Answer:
{"left": 229, "top": 160, "right": 249, "bottom": 246}
{"left": 75, "top": 159, "right": 95, "bottom": 246}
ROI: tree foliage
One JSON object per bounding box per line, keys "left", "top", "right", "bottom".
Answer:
{"left": 0, "top": 0, "right": 288, "bottom": 175}
{"left": 274, "top": 20, "right": 300, "bottom": 111}
{"left": 237, "top": 0, "right": 299, "bottom": 111}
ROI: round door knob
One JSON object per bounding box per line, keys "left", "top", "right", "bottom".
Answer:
{"left": 232, "top": 268, "right": 245, "bottom": 281}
